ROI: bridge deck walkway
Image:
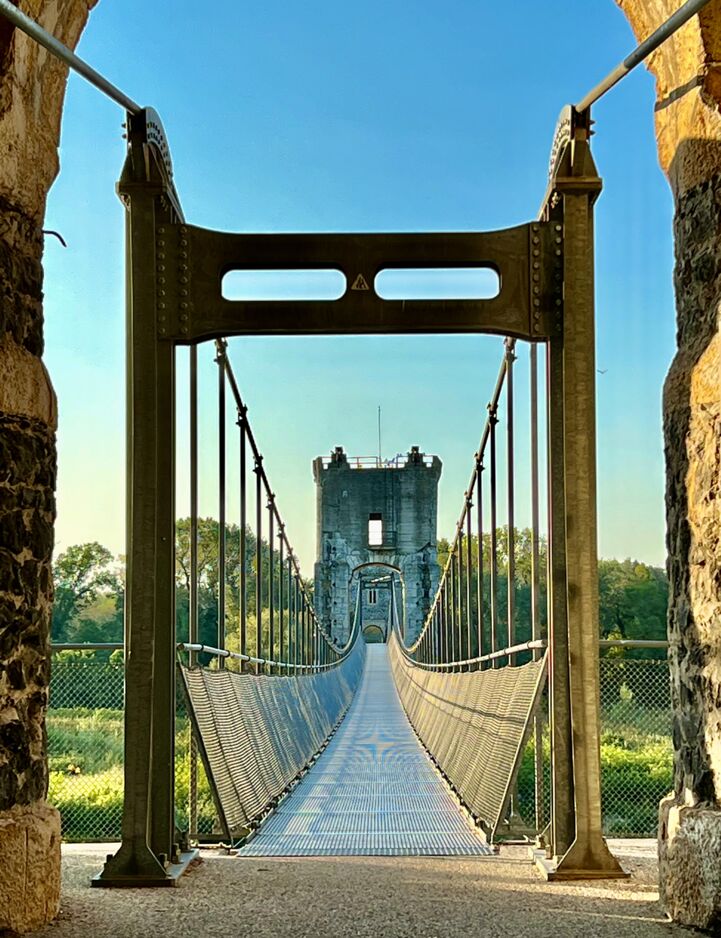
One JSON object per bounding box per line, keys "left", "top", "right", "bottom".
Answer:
{"left": 238, "top": 644, "right": 491, "bottom": 856}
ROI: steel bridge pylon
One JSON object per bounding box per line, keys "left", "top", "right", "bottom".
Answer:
{"left": 94, "top": 102, "right": 624, "bottom": 885}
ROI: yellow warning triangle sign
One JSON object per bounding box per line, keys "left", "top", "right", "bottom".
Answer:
{"left": 351, "top": 274, "right": 370, "bottom": 291}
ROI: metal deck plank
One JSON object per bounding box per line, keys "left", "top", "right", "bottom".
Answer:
{"left": 238, "top": 645, "right": 491, "bottom": 857}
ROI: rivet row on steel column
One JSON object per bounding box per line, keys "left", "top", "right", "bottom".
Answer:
{"left": 255, "top": 457, "right": 263, "bottom": 672}
{"left": 505, "top": 339, "right": 516, "bottom": 666}
{"left": 268, "top": 497, "right": 275, "bottom": 674}
{"left": 188, "top": 344, "right": 198, "bottom": 836}
{"left": 216, "top": 341, "right": 226, "bottom": 666}
{"left": 489, "top": 404, "right": 499, "bottom": 668}
{"left": 238, "top": 405, "right": 247, "bottom": 667}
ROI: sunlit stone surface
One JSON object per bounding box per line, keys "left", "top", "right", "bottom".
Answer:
{"left": 617, "top": 1, "right": 721, "bottom": 927}
{"left": 0, "top": 2, "right": 96, "bottom": 931}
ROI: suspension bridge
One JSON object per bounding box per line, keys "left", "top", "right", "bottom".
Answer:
{"left": 93, "top": 92, "right": 626, "bottom": 881}
{"left": 0, "top": 0, "right": 706, "bottom": 898}
{"left": 168, "top": 335, "right": 555, "bottom": 867}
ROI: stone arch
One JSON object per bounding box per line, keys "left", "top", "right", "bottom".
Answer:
{"left": 0, "top": 1, "right": 719, "bottom": 930}
{"left": 351, "top": 560, "right": 403, "bottom": 575}
{"left": 0, "top": 3, "right": 97, "bottom": 932}
{"left": 362, "top": 624, "right": 385, "bottom": 643}
{"left": 615, "top": 2, "right": 721, "bottom": 929}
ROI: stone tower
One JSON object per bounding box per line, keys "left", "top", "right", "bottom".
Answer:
{"left": 313, "top": 446, "right": 442, "bottom": 644}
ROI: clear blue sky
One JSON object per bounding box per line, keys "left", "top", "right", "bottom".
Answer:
{"left": 43, "top": 0, "right": 675, "bottom": 573}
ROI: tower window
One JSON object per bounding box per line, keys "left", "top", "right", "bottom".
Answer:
{"left": 368, "top": 513, "right": 383, "bottom": 546}
{"left": 368, "top": 589, "right": 377, "bottom": 604}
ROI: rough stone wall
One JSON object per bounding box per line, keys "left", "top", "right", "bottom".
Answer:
{"left": 0, "top": 1, "right": 96, "bottom": 931}
{"left": 616, "top": 1, "right": 721, "bottom": 928}
{"left": 666, "top": 178, "right": 721, "bottom": 806}
{"left": 313, "top": 448, "right": 442, "bottom": 643}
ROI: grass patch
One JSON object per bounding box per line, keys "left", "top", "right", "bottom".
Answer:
{"left": 48, "top": 694, "right": 673, "bottom": 841}
{"left": 48, "top": 709, "right": 216, "bottom": 841}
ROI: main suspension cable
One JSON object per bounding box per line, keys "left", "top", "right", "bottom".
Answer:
{"left": 576, "top": 0, "right": 713, "bottom": 112}
{"left": 0, "top": 0, "right": 713, "bottom": 123}
{"left": 0, "top": 0, "right": 140, "bottom": 114}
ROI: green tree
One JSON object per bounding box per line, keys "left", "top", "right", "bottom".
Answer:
{"left": 174, "top": 517, "right": 306, "bottom": 663}
{"left": 69, "top": 594, "right": 123, "bottom": 645}
{"left": 436, "top": 527, "right": 667, "bottom": 657}
{"left": 598, "top": 558, "right": 667, "bottom": 655}
{"left": 52, "top": 542, "right": 122, "bottom": 643}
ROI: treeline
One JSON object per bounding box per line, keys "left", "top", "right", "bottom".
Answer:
{"left": 52, "top": 523, "right": 668, "bottom": 656}
{"left": 175, "top": 517, "right": 313, "bottom": 658}
{"left": 52, "top": 519, "right": 311, "bottom": 656}
{"left": 52, "top": 543, "right": 124, "bottom": 645}
{"left": 437, "top": 532, "right": 668, "bottom": 656}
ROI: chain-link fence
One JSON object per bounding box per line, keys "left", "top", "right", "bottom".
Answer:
{"left": 598, "top": 654, "right": 672, "bottom": 836}
{"left": 48, "top": 647, "right": 216, "bottom": 842}
{"left": 48, "top": 643, "right": 673, "bottom": 842}
{"left": 516, "top": 648, "right": 673, "bottom": 839}
{"left": 48, "top": 650, "right": 125, "bottom": 841}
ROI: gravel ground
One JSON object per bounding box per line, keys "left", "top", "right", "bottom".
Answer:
{"left": 27, "top": 840, "right": 704, "bottom": 938}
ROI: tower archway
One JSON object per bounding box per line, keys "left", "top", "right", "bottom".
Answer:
{"left": 349, "top": 561, "right": 405, "bottom": 644}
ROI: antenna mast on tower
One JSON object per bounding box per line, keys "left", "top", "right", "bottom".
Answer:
{"left": 377, "top": 405, "right": 382, "bottom": 466}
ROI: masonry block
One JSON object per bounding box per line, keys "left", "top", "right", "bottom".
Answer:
{"left": 0, "top": 801, "right": 61, "bottom": 933}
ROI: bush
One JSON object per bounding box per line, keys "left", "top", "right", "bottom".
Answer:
{"left": 515, "top": 726, "right": 672, "bottom": 837}
{"left": 49, "top": 767, "right": 124, "bottom": 840}
{"left": 48, "top": 707, "right": 124, "bottom": 775}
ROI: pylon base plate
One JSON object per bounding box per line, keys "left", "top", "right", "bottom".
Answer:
{"left": 530, "top": 847, "right": 630, "bottom": 881}
{"left": 92, "top": 849, "right": 200, "bottom": 888}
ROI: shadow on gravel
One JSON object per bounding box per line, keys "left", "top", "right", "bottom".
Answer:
{"left": 34, "top": 844, "right": 685, "bottom": 938}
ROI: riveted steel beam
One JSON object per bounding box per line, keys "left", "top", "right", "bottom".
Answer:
{"left": 95, "top": 108, "right": 197, "bottom": 888}
{"left": 538, "top": 107, "right": 625, "bottom": 881}
{"left": 150, "top": 223, "right": 561, "bottom": 343}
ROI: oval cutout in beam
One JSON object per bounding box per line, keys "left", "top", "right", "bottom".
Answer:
{"left": 222, "top": 269, "right": 346, "bottom": 301}
{"left": 375, "top": 267, "right": 500, "bottom": 300}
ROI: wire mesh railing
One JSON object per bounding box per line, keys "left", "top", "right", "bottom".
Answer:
{"left": 48, "top": 639, "right": 673, "bottom": 842}
{"left": 385, "top": 338, "right": 551, "bottom": 840}
{"left": 172, "top": 340, "right": 361, "bottom": 842}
